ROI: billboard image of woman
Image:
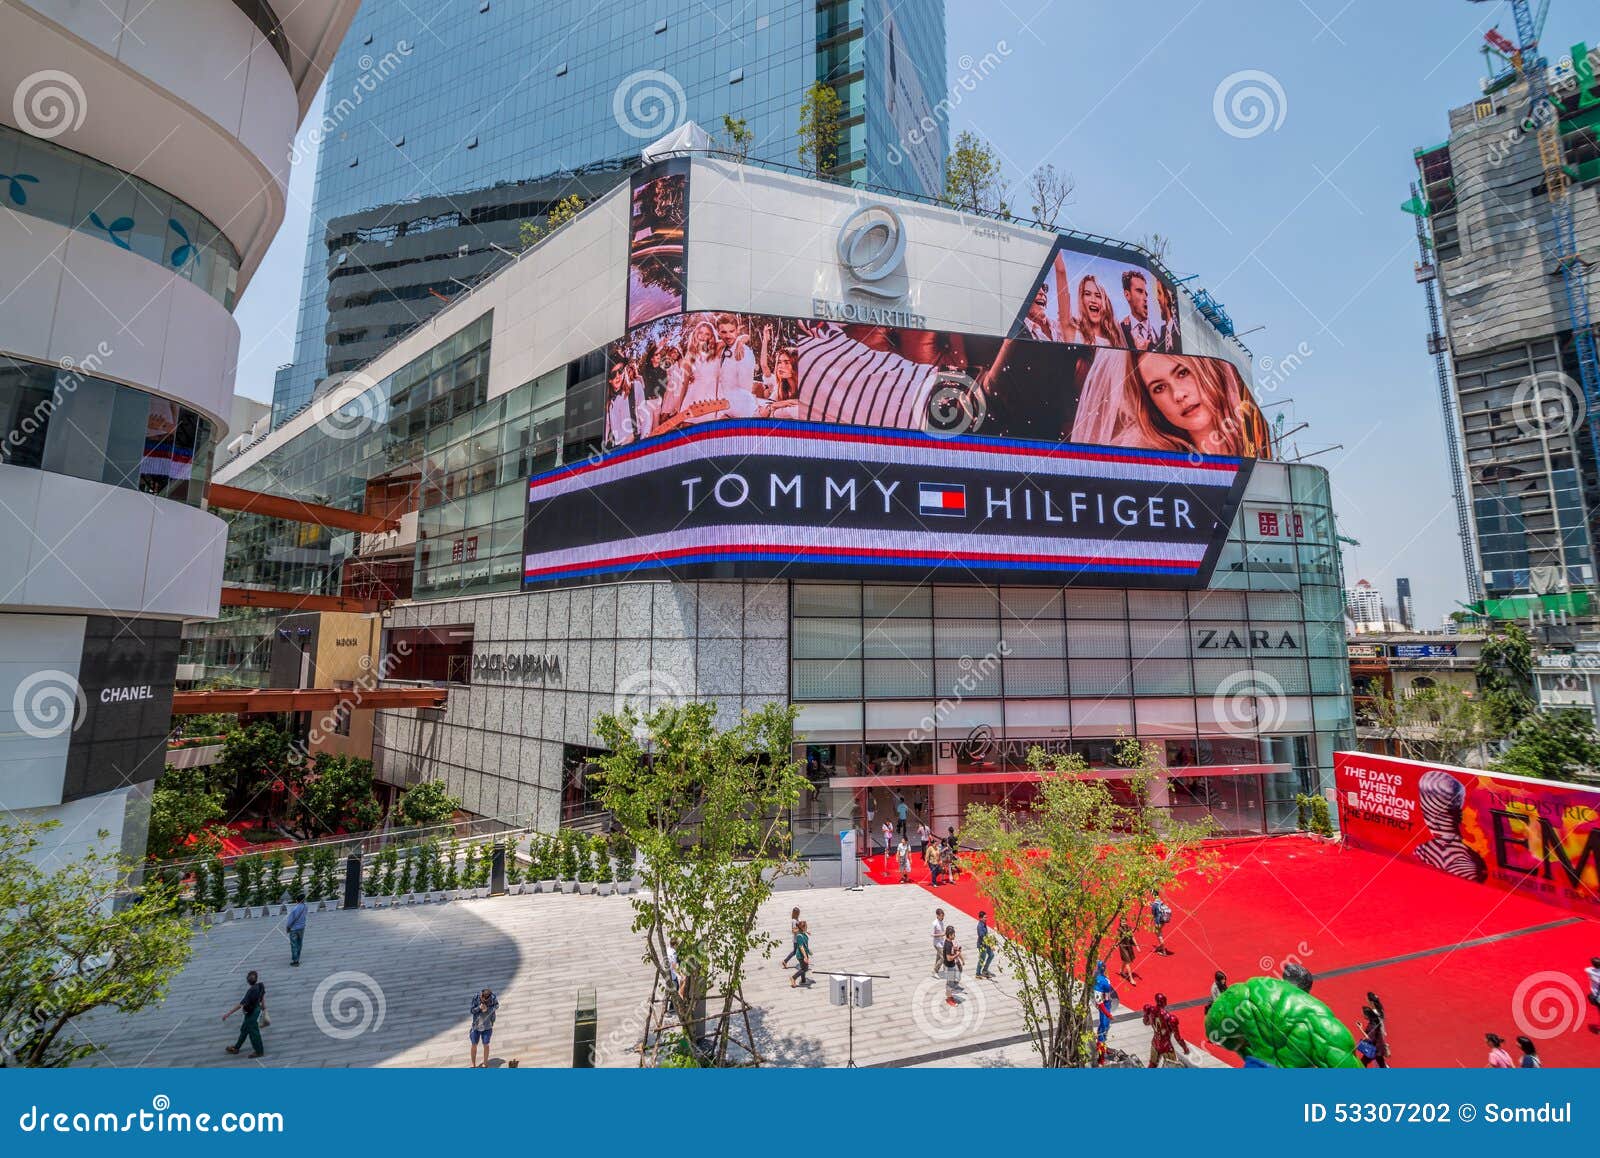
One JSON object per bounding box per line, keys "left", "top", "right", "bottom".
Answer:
{"left": 1071, "top": 349, "right": 1271, "bottom": 459}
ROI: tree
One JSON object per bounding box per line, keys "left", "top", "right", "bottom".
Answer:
{"left": 796, "top": 81, "right": 843, "bottom": 175}
{"left": 592, "top": 701, "right": 810, "bottom": 1066}
{"left": 517, "top": 193, "right": 587, "bottom": 250}
{"left": 961, "top": 737, "right": 1218, "bottom": 1067}
{"left": 1363, "top": 682, "right": 1489, "bottom": 765}
{"left": 1477, "top": 624, "right": 1535, "bottom": 735}
{"left": 215, "top": 721, "right": 294, "bottom": 797}
{"left": 1492, "top": 708, "right": 1600, "bottom": 782}
{"left": 396, "top": 779, "right": 462, "bottom": 828}
{"left": 719, "top": 113, "right": 753, "bottom": 160}
{"left": 145, "top": 767, "right": 228, "bottom": 862}
{"left": 943, "top": 130, "right": 1009, "bottom": 216}
{"left": 1138, "top": 232, "right": 1173, "bottom": 263}
{"left": 1027, "top": 163, "right": 1075, "bottom": 228}
{"left": 0, "top": 820, "right": 193, "bottom": 1067}
{"left": 286, "top": 753, "right": 382, "bottom": 839}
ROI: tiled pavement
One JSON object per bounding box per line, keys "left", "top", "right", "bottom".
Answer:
{"left": 73, "top": 880, "right": 1222, "bottom": 1069}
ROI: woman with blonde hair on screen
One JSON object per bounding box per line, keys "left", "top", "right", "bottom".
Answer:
{"left": 1075, "top": 274, "right": 1124, "bottom": 347}
{"left": 1071, "top": 350, "right": 1269, "bottom": 458}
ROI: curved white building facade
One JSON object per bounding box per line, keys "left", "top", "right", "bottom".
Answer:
{"left": 0, "top": 0, "right": 359, "bottom": 865}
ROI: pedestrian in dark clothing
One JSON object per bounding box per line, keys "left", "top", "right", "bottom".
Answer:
{"left": 1357, "top": 1005, "right": 1388, "bottom": 1067}
{"left": 1516, "top": 1036, "right": 1541, "bottom": 1068}
{"left": 223, "top": 970, "right": 266, "bottom": 1057}
{"left": 790, "top": 920, "right": 812, "bottom": 988}
{"left": 975, "top": 911, "right": 997, "bottom": 979}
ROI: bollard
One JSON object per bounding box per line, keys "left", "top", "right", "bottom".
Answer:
{"left": 490, "top": 843, "right": 507, "bottom": 895}
{"left": 343, "top": 853, "right": 362, "bottom": 910}
{"left": 572, "top": 985, "right": 597, "bottom": 1068}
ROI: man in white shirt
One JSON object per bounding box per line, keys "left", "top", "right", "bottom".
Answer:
{"left": 931, "top": 908, "right": 948, "bottom": 978}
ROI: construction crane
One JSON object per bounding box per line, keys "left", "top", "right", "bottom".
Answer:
{"left": 1405, "top": 181, "right": 1483, "bottom": 601}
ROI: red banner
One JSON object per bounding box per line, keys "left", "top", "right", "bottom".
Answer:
{"left": 1334, "top": 751, "right": 1600, "bottom": 915}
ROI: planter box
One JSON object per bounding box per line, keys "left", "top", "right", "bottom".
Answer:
{"left": 596, "top": 882, "right": 615, "bottom": 897}
{"left": 539, "top": 880, "right": 559, "bottom": 894}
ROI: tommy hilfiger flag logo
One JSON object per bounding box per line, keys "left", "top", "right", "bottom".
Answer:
{"left": 918, "top": 483, "right": 966, "bottom": 517}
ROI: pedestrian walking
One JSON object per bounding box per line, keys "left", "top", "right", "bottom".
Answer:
{"left": 468, "top": 988, "right": 498, "bottom": 1068}
{"left": 790, "top": 920, "right": 812, "bottom": 988}
{"left": 941, "top": 926, "right": 965, "bottom": 1006}
{"left": 1142, "top": 993, "right": 1191, "bottom": 1068}
{"left": 916, "top": 820, "right": 932, "bottom": 850}
{"left": 1205, "top": 970, "right": 1228, "bottom": 1018}
{"left": 943, "top": 826, "right": 961, "bottom": 882}
{"left": 895, "top": 794, "right": 909, "bottom": 837}
{"left": 222, "top": 970, "right": 266, "bottom": 1058}
{"left": 926, "top": 840, "right": 944, "bottom": 886}
{"left": 930, "top": 908, "right": 947, "bottom": 977}
{"left": 975, "top": 911, "right": 997, "bottom": 979}
{"left": 781, "top": 906, "right": 801, "bottom": 967}
{"left": 1516, "top": 1036, "right": 1541, "bottom": 1068}
{"left": 881, "top": 820, "right": 895, "bottom": 860}
{"left": 1356, "top": 1005, "right": 1388, "bottom": 1068}
{"left": 1116, "top": 918, "right": 1140, "bottom": 986}
{"left": 1485, "top": 1033, "right": 1514, "bottom": 1068}
{"left": 1586, "top": 956, "right": 1600, "bottom": 1034}
{"left": 1150, "top": 890, "right": 1174, "bottom": 955}
{"left": 283, "top": 893, "right": 308, "bottom": 966}
{"left": 896, "top": 836, "right": 911, "bottom": 883}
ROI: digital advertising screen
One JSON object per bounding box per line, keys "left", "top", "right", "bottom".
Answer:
{"left": 1010, "top": 238, "right": 1182, "bottom": 354}
{"left": 523, "top": 420, "right": 1251, "bottom": 590}
{"left": 601, "top": 309, "right": 1270, "bottom": 458}
{"left": 625, "top": 160, "right": 688, "bottom": 328}
{"left": 1334, "top": 751, "right": 1600, "bottom": 917}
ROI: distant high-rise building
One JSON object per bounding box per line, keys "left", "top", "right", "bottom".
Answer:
{"left": 270, "top": 0, "right": 949, "bottom": 426}
{"left": 1411, "top": 39, "right": 1600, "bottom": 625}
{"left": 1395, "top": 577, "right": 1414, "bottom": 629}
{"left": 1346, "top": 580, "right": 1386, "bottom": 632}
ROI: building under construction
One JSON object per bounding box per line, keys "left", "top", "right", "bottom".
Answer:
{"left": 1408, "top": 3, "right": 1600, "bottom": 642}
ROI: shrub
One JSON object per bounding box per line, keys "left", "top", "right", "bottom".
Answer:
{"left": 505, "top": 837, "right": 523, "bottom": 886}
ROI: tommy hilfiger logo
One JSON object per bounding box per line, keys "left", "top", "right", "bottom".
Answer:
{"left": 918, "top": 483, "right": 966, "bottom": 517}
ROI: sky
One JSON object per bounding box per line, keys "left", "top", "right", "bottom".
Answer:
{"left": 230, "top": 0, "right": 1599, "bottom": 630}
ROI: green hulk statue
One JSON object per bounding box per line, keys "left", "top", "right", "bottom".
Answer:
{"left": 1204, "top": 976, "right": 1360, "bottom": 1068}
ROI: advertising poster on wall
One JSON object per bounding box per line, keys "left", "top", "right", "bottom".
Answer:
{"left": 1334, "top": 751, "right": 1600, "bottom": 917}
{"left": 602, "top": 309, "right": 1270, "bottom": 459}
{"left": 525, "top": 420, "right": 1251, "bottom": 590}
{"left": 625, "top": 160, "right": 688, "bottom": 328}
{"left": 1011, "top": 239, "right": 1182, "bottom": 354}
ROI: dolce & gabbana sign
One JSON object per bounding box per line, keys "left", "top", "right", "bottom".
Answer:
{"left": 472, "top": 652, "right": 563, "bottom": 682}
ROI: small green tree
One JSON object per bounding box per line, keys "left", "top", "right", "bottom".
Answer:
{"left": 505, "top": 837, "right": 524, "bottom": 887}
{"left": 231, "top": 854, "right": 257, "bottom": 909}
{"left": 1027, "top": 162, "right": 1075, "bottom": 227}
{"left": 1477, "top": 623, "right": 1536, "bottom": 735}
{"left": 216, "top": 722, "right": 295, "bottom": 795}
{"left": 396, "top": 780, "right": 461, "bottom": 828}
{"left": 1492, "top": 707, "right": 1600, "bottom": 782}
{"left": 1365, "top": 682, "right": 1489, "bottom": 765}
{"left": 517, "top": 194, "right": 587, "bottom": 250}
{"left": 204, "top": 854, "right": 228, "bottom": 911}
{"left": 962, "top": 739, "right": 1218, "bottom": 1067}
{"left": 398, "top": 845, "right": 415, "bottom": 896}
{"left": 1294, "top": 792, "right": 1335, "bottom": 837}
{"left": 943, "top": 130, "right": 1009, "bottom": 216}
{"left": 145, "top": 767, "right": 228, "bottom": 862}
{"left": 720, "top": 113, "right": 754, "bottom": 160}
{"left": 797, "top": 81, "right": 844, "bottom": 175}
{"left": 287, "top": 753, "right": 382, "bottom": 839}
{"left": 593, "top": 701, "right": 810, "bottom": 1066}
{"left": 0, "top": 821, "right": 194, "bottom": 1067}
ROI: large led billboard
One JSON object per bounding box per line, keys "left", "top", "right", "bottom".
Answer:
{"left": 602, "top": 310, "right": 1270, "bottom": 458}
{"left": 1009, "top": 238, "right": 1183, "bottom": 354}
{"left": 523, "top": 421, "right": 1251, "bottom": 590}
{"left": 625, "top": 160, "right": 688, "bottom": 328}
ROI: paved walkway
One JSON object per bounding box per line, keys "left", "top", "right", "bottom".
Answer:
{"left": 73, "top": 881, "right": 1221, "bottom": 1068}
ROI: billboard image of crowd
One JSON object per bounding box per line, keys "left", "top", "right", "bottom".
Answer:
{"left": 602, "top": 310, "right": 1270, "bottom": 459}
{"left": 1011, "top": 240, "right": 1182, "bottom": 354}
{"left": 625, "top": 161, "right": 688, "bottom": 328}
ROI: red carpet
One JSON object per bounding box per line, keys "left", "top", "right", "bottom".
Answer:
{"left": 863, "top": 836, "right": 1600, "bottom": 1067}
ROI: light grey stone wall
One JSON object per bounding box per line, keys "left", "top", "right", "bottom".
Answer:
{"left": 374, "top": 580, "right": 790, "bottom": 832}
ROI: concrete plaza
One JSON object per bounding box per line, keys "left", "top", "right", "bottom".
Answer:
{"left": 73, "top": 878, "right": 1215, "bottom": 1069}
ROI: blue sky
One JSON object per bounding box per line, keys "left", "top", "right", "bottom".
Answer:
{"left": 232, "top": 0, "right": 1599, "bottom": 628}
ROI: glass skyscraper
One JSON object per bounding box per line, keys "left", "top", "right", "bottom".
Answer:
{"left": 271, "top": 0, "right": 949, "bottom": 426}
